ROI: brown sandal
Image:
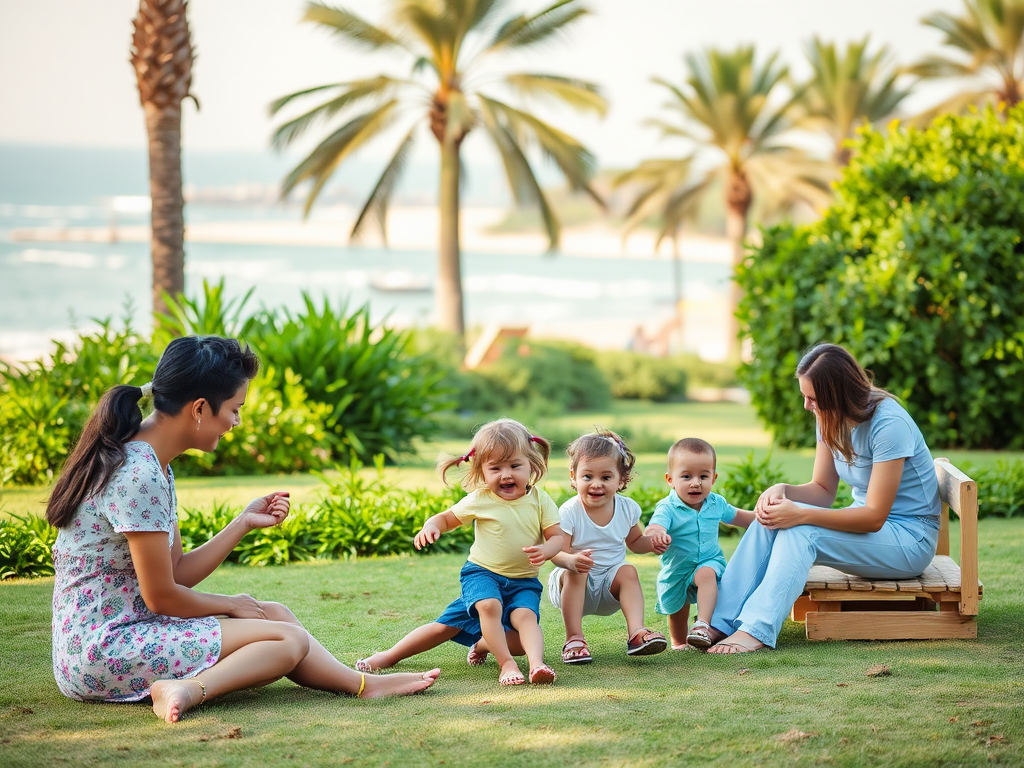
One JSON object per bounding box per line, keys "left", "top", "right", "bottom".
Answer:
{"left": 626, "top": 627, "right": 668, "bottom": 656}
{"left": 561, "top": 637, "right": 593, "bottom": 664}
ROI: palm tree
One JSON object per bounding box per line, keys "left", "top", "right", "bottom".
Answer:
{"left": 615, "top": 46, "right": 832, "bottom": 361}
{"left": 130, "top": 0, "right": 197, "bottom": 318}
{"left": 271, "top": 0, "right": 606, "bottom": 340}
{"left": 908, "top": 0, "right": 1024, "bottom": 116}
{"left": 799, "top": 37, "right": 912, "bottom": 166}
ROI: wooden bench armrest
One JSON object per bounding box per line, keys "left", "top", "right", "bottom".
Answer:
{"left": 935, "top": 459, "right": 979, "bottom": 616}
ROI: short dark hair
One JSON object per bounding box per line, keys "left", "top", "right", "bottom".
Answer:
{"left": 667, "top": 437, "right": 716, "bottom": 470}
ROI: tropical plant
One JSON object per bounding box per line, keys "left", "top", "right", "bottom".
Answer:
{"left": 908, "top": 0, "right": 1024, "bottom": 117}
{"left": 0, "top": 314, "right": 158, "bottom": 485}
{"left": 798, "top": 37, "right": 913, "bottom": 165}
{"left": 153, "top": 278, "right": 261, "bottom": 347}
{"left": 270, "top": 0, "right": 606, "bottom": 340}
{"left": 736, "top": 105, "right": 1024, "bottom": 450}
{"left": 250, "top": 295, "right": 450, "bottom": 462}
{"left": 615, "top": 46, "right": 833, "bottom": 360}
{"left": 130, "top": 0, "right": 197, "bottom": 317}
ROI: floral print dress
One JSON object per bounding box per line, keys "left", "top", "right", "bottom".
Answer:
{"left": 51, "top": 441, "right": 222, "bottom": 702}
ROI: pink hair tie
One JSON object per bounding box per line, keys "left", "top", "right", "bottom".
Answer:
{"left": 530, "top": 436, "right": 544, "bottom": 444}
{"left": 458, "top": 448, "right": 475, "bottom": 464}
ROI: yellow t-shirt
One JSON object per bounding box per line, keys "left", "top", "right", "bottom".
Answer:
{"left": 451, "top": 486, "right": 561, "bottom": 579}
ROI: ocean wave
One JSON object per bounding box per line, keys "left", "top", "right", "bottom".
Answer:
{"left": 0, "top": 203, "right": 100, "bottom": 220}
{"left": 14, "top": 249, "right": 129, "bottom": 269}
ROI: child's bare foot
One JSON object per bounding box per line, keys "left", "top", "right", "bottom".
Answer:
{"left": 528, "top": 664, "right": 557, "bottom": 684}
{"left": 150, "top": 679, "right": 203, "bottom": 724}
{"left": 707, "top": 631, "right": 767, "bottom": 654}
{"left": 355, "top": 652, "right": 392, "bottom": 673}
{"left": 467, "top": 642, "right": 488, "bottom": 666}
{"left": 360, "top": 668, "right": 440, "bottom": 698}
{"left": 498, "top": 660, "right": 525, "bottom": 686}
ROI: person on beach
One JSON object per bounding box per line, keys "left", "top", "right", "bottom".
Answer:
{"left": 547, "top": 429, "right": 668, "bottom": 664}
{"left": 706, "top": 343, "right": 941, "bottom": 653}
{"left": 356, "top": 419, "right": 563, "bottom": 685}
{"left": 644, "top": 438, "right": 754, "bottom": 651}
{"left": 47, "top": 336, "right": 439, "bottom": 724}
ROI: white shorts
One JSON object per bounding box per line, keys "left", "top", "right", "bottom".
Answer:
{"left": 547, "top": 563, "right": 628, "bottom": 617}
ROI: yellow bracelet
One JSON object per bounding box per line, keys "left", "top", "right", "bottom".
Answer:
{"left": 357, "top": 673, "right": 366, "bottom": 698}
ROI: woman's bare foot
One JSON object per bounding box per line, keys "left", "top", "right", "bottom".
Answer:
{"left": 706, "top": 631, "right": 767, "bottom": 654}
{"left": 360, "top": 668, "right": 440, "bottom": 698}
{"left": 150, "top": 679, "right": 202, "bottom": 724}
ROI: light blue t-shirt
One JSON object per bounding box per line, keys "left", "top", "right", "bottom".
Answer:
{"left": 825, "top": 397, "right": 940, "bottom": 525}
{"left": 648, "top": 491, "right": 737, "bottom": 574}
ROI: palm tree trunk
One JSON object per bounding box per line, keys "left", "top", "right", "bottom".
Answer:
{"left": 725, "top": 171, "right": 751, "bottom": 363}
{"left": 437, "top": 136, "right": 465, "bottom": 340}
{"left": 144, "top": 102, "right": 186, "bottom": 318}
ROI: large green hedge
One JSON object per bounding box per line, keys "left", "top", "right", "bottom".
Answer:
{"left": 737, "top": 105, "right": 1024, "bottom": 449}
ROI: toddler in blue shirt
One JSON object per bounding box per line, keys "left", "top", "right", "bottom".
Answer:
{"left": 645, "top": 438, "right": 754, "bottom": 650}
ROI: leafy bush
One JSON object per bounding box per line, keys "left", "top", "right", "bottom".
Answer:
{"left": 0, "top": 313, "right": 157, "bottom": 485}
{"left": 250, "top": 295, "right": 449, "bottom": 463}
{"left": 717, "top": 452, "right": 787, "bottom": 511}
{"left": 153, "top": 279, "right": 261, "bottom": 345}
{"left": 736, "top": 105, "right": 1024, "bottom": 449}
{"left": 172, "top": 367, "right": 339, "bottom": 477}
{"left": 596, "top": 351, "right": 688, "bottom": 401}
{"left": 456, "top": 339, "right": 612, "bottom": 414}
{"left": 0, "top": 514, "right": 57, "bottom": 580}
{"left": 961, "top": 460, "right": 1024, "bottom": 519}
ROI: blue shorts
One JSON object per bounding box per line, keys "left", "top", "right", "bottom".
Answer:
{"left": 435, "top": 562, "right": 543, "bottom": 647}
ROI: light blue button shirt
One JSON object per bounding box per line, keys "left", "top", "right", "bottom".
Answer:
{"left": 649, "top": 491, "right": 736, "bottom": 570}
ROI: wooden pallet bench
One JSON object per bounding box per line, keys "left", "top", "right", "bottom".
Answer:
{"left": 791, "top": 459, "right": 982, "bottom": 640}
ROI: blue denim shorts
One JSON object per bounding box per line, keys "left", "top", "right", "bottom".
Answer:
{"left": 435, "top": 561, "right": 543, "bottom": 647}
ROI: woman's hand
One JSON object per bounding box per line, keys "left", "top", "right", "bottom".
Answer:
{"left": 755, "top": 498, "right": 805, "bottom": 530}
{"left": 754, "top": 484, "right": 788, "bottom": 516}
{"left": 242, "top": 492, "right": 290, "bottom": 531}
{"left": 226, "top": 594, "right": 270, "bottom": 619}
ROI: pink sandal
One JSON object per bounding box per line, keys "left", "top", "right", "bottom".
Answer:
{"left": 561, "top": 637, "right": 593, "bottom": 664}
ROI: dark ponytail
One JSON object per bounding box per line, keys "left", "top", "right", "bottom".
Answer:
{"left": 46, "top": 335, "right": 259, "bottom": 528}
{"left": 46, "top": 385, "right": 145, "bottom": 528}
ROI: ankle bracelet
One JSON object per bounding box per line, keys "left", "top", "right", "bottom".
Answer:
{"left": 194, "top": 678, "right": 207, "bottom": 702}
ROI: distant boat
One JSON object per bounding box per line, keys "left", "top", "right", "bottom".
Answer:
{"left": 368, "top": 270, "right": 432, "bottom": 293}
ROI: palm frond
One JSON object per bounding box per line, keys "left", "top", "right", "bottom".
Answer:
{"left": 478, "top": 95, "right": 603, "bottom": 206}
{"left": 488, "top": 0, "right": 589, "bottom": 52}
{"left": 270, "top": 77, "right": 409, "bottom": 150}
{"left": 478, "top": 98, "right": 560, "bottom": 248}
{"left": 350, "top": 126, "right": 417, "bottom": 242}
{"left": 280, "top": 100, "right": 400, "bottom": 216}
{"left": 303, "top": 1, "right": 407, "bottom": 51}
{"left": 504, "top": 73, "right": 607, "bottom": 115}
{"left": 269, "top": 83, "right": 348, "bottom": 115}
{"left": 394, "top": 2, "right": 451, "bottom": 67}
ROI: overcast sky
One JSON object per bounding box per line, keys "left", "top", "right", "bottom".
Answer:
{"left": 0, "top": 0, "right": 964, "bottom": 168}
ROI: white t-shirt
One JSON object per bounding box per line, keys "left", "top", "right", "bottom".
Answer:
{"left": 558, "top": 494, "right": 642, "bottom": 572}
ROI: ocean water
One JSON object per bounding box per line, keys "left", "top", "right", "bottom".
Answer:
{"left": 0, "top": 144, "right": 731, "bottom": 360}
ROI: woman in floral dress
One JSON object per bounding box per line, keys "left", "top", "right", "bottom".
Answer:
{"left": 48, "top": 336, "right": 439, "bottom": 723}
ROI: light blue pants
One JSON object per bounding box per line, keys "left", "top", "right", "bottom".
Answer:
{"left": 711, "top": 516, "right": 939, "bottom": 648}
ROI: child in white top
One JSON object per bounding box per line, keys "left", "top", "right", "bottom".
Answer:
{"left": 548, "top": 429, "right": 668, "bottom": 663}
{"left": 356, "top": 419, "right": 564, "bottom": 685}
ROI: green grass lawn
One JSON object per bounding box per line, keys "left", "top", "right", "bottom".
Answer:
{"left": 1, "top": 518, "right": 1022, "bottom": 768}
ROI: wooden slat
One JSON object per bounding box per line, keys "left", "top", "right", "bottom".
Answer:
{"left": 809, "top": 590, "right": 918, "bottom": 602}
{"left": 806, "top": 611, "right": 977, "bottom": 640}
{"left": 870, "top": 580, "right": 899, "bottom": 592}
{"left": 896, "top": 579, "right": 924, "bottom": 591}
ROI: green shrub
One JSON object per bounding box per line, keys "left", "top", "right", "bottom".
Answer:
{"left": 961, "top": 460, "right": 1024, "bottom": 519}
{"left": 737, "top": 105, "right": 1024, "bottom": 449}
{"left": 596, "top": 351, "right": 688, "bottom": 401}
{"left": 153, "top": 278, "right": 261, "bottom": 344}
{"left": 173, "top": 367, "right": 339, "bottom": 477}
{"left": 457, "top": 339, "right": 612, "bottom": 414}
{"left": 0, "top": 313, "right": 157, "bottom": 485}
{"left": 250, "top": 295, "right": 449, "bottom": 463}
{"left": 0, "top": 514, "right": 57, "bottom": 580}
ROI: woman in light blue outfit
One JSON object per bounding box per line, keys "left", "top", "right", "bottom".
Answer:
{"left": 708, "top": 344, "right": 940, "bottom": 653}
